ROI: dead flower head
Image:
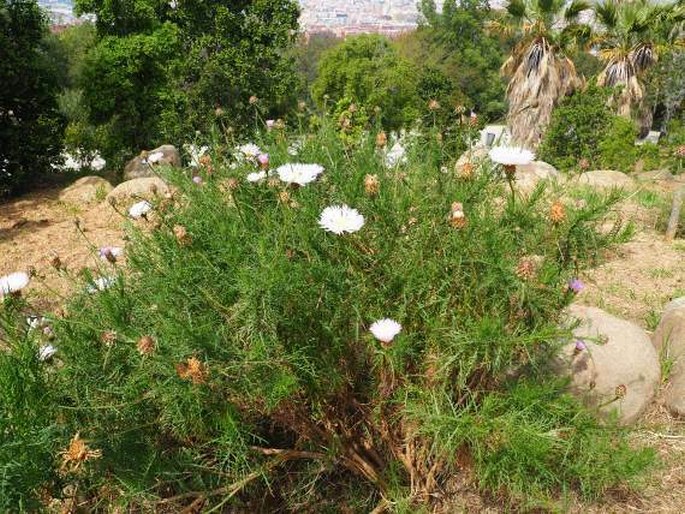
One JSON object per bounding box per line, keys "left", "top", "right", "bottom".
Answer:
{"left": 549, "top": 200, "right": 566, "bottom": 224}
{"left": 449, "top": 202, "right": 467, "bottom": 229}
{"left": 173, "top": 224, "right": 192, "bottom": 246}
{"left": 364, "top": 174, "right": 380, "bottom": 196}
{"left": 100, "top": 330, "right": 117, "bottom": 346}
{"left": 459, "top": 161, "right": 475, "bottom": 179}
{"left": 137, "top": 335, "right": 156, "bottom": 356}
{"left": 176, "top": 356, "right": 209, "bottom": 385}
{"left": 59, "top": 432, "right": 102, "bottom": 474}
{"left": 375, "top": 131, "right": 387, "bottom": 148}
{"left": 515, "top": 255, "right": 544, "bottom": 281}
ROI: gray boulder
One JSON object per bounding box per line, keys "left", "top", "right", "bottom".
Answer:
{"left": 652, "top": 298, "right": 685, "bottom": 416}
{"left": 515, "top": 161, "right": 561, "bottom": 194}
{"left": 577, "top": 170, "right": 635, "bottom": 189}
{"left": 106, "top": 177, "right": 169, "bottom": 202}
{"left": 123, "top": 145, "right": 181, "bottom": 180}
{"left": 557, "top": 305, "right": 660, "bottom": 425}
{"left": 59, "top": 176, "right": 113, "bottom": 205}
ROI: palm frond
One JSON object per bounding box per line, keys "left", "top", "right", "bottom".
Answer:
{"left": 594, "top": 0, "right": 618, "bottom": 30}
{"left": 564, "top": 0, "right": 590, "bottom": 23}
{"left": 506, "top": 0, "right": 527, "bottom": 20}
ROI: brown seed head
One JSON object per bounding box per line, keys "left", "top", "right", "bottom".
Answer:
{"left": 428, "top": 99, "right": 440, "bottom": 111}
{"left": 515, "top": 255, "right": 543, "bottom": 281}
{"left": 137, "top": 335, "right": 156, "bottom": 356}
{"left": 176, "top": 356, "right": 208, "bottom": 385}
{"left": 675, "top": 145, "right": 685, "bottom": 158}
{"left": 459, "top": 161, "right": 475, "bottom": 179}
{"left": 550, "top": 201, "right": 566, "bottom": 224}
{"left": 615, "top": 384, "right": 627, "bottom": 399}
{"left": 100, "top": 330, "right": 117, "bottom": 346}
{"left": 248, "top": 95, "right": 258, "bottom": 105}
{"left": 59, "top": 433, "right": 102, "bottom": 473}
{"left": 298, "top": 100, "right": 306, "bottom": 112}
{"left": 578, "top": 158, "right": 591, "bottom": 171}
{"left": 50, "top": 255, "right": 63, "bottom": 271}
{"left": 449, "top": 202, "right": 467, "bottom": 229}
{"left": 364, "top": 174, "right": 380, "bottom": 196}
{"left": 173, "top": 225, "right": 192, "bottom": 246}
{"left": 375, "top": 131, "right": 387, "bottom": 148}
{"left": 278, "top": 190, "right": 291, "bottom": 204}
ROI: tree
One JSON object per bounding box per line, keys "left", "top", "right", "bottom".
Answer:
{"left": 74, "top": 0, "right": 301, "bottom": 165}
{"left": 0, "top": 0, "right": 64, "bottom": 196}
{"left": 404, "top": 0, "right": 506, "bottom": 120}
{"left": 312, "top": 34, "right": 421, "bottom": 130}
{"left": 493, "top": 0, "right": 591, "bottom": 148}
{"left": 593, "top": 0, "right": 682, "bottom": 132}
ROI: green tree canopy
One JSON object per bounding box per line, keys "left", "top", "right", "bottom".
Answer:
{"left": 0, "top": 0, "right": 64, "bottom": 196}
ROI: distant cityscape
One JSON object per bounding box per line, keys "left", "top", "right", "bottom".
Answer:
{"left": 38, "top": 0, "right": 448, "bottom": 35}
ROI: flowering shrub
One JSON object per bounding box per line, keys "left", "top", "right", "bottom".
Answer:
{"left": 1, "top": 121, "right": 652, "bottom": 510}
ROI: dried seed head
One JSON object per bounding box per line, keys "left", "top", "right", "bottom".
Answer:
{"left": 59, "top": 433, "right": 102, "bottom": 474}
{"left": 278, "top": 190, "right": 291, "bottom": 204}
{"left": 428, "top": 99, "right": 440, "bottom": 111}
{"left": 375, "top": 131, "right": 387, "bottom": 148}
{"left": 215, "top": 106, "right": 224, "bottom": 117}
{"left": 199, "top": 154, "right": 212, "bottom": 168}
{"left": 249, "top": 95, "right": 258, "bottom": 105}
{"left": 449, "top": 202, "right": 467, "bottom": 229}
{"left": 615, "top": 384, "right": 627, "bottom": 399}
{"left": 549, "top": 201, "right": 566, "bottom": 224}
{"left": 348, "top": 103, "right": 357, "bottom": 113}
{"left": 100, "top": 330, "right": 117, "bottom": 346}
{"left": 149, "top": 183, "right": 158, "bottom": 195}
{"left": 503, "top": 164, "right": 516, "bottom": 179}
{"left": 176, "top": 356, "right": 208, "bottom": 385}
{"left": 454, "top": 104, "right": 466, "bottom": 114}
{"left": 459, "top": 162, "right": 475, "bottom": 179}
{"left": 515, "top": 255, "right": 543, "bottom": 281}
{"left": 578, "top": 158, "right": 590, "bottom": 170}
{"left": 137, "top": 335, "right": 156, "bottom": 356}
{"left": 298, "top": 100, "right": 306, "bottom": 112}
{"left": 364, "top": 174, "right": 380, "bottom": 196}
{"left": 50, "top": 255, "right": 63, "bottom": 271}
{"left": 173, "top": 225, "right": 192, "bottom": 246}
{"left": 675, "top": 145, "right": 685, "bottom": 158}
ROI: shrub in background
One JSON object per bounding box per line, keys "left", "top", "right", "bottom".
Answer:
{"left": 312, "top": 34, "right": 422, "bottom": 131}
{"left": 0, "top": 0, "right": 64, "bottom": 196}
{"left": 2, "top": 119, "right": 653, "bottom": 510}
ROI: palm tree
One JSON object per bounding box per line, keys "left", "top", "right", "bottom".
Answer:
{"left": 593, "top": 0, "right": 683, "bottom": 131}
{"left": 494, "top": 0, "right": 591, "bottom": 148}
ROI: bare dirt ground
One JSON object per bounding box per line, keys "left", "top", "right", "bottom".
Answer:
{"left": 1, "top": 173, "right": 684, "bottom": 513}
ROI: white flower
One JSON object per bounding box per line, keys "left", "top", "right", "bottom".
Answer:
{"left": 38, "top": 344, "right": 57, "bottom": 361}
{"left": 88, "top": 276, "right": 115, "bottom": 293}
{"left": 276, "top": 163, "right": 324, "bottom": 186}
{"left": 238, "top": 143, "right": 262, "bottom": 160}
{"left": 319, "top": 205, "right": 365, "bottom": 235}
{"left": 0, "top": 271, "right": 29, "bottom": 296}
{"left": 246, "top": 171, "right": 267, "bottom": 183}
{"left": 184, "top": 143, "right": 209, "bottom": 167}
{"left": 488, "top": 146, "right": 535, "bottom": 167}
{"left": 385, "top": 142, "right": 407, "bottom": 167}
{"left": 90, "top": 154, "right": 106, "bottom": 171}
{"left": 128, "top": 200, "right": 152, "bottom": 219}
{"left": 145, "top": 151, "right": 165, "bottom": 165}
{"left": 369, "top": 319, "right": 402, "bottom": 344}
{"left": 169, "top": 0, "right": 178, "bottom": 8}
{"left": 27, "top": 315, "right": 47, "bottom": 330}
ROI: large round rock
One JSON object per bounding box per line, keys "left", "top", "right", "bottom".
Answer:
{"left": 515, "top": 161, "right": 561, "bottom": 194}
{"left": 577, "top": 170, "right": 635, "bottom": 189}
{"left": 59, "top": 176, "right": 113, "bottom": 204}
{"left": 559, "top": 305, "right": 659, "bottom": 425}
{"left": 652, "top": 297, "right": 685, "bottom": 416}
{"left": 106, "top": 177, "right": 169, "bottom": 202}
{"left": 123, "top": 145, "right": 181, "bottom": 180}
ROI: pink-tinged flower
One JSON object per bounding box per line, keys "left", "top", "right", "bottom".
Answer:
{"left": 192, "top": 176, "right": 203, "bottom": 185}
{"left": 266, "top": 120, "right": 275, "bottom": 130}
{"left": 568, "top": 278, "right": 584, "bottom": 294}
{"left": 574, "top": 339, "right": 587, "bottom": 352}
{"left": 257, "top": 153, "right": 269, "bottom": 169}
{"left": 128, "top": 201, "right": 152, "bottom": 219}
{"left": 370, "top": 318, "right": 402, "bottom": 344}
{"left": 99, "top": 246, "right": 123, "bottom": 263}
